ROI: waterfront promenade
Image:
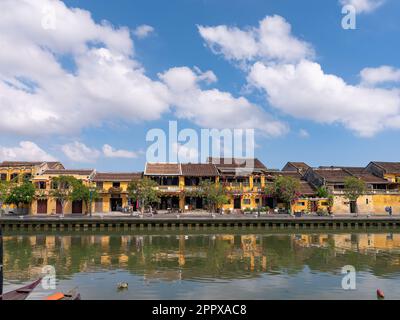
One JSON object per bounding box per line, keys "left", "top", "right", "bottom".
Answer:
{"left": 1, "top": 212, "right": 400, "bottom": 231}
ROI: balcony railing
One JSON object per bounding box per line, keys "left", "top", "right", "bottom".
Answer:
{"left": 154, "top": 185, "right": 180, "bottom": 192}
{"left": 108, "top": 187, "right": 123, "bottom": 193}
{"left": 332, "top": 189, "right": 400, "bottom": 195}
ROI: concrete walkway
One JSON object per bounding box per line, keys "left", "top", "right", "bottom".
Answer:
{"left": 0, "top": 212, "right": 398, "bottom": 221}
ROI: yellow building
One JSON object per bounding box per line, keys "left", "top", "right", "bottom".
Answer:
{"left": 0, "top": 161, "right": 64, "bottom": 214}
{"left": 92, "top": 172, "right": 141, "bottom": 212}
{"left": 31, "top": 169, "right": 95, "bottom": 215}
{"left": 303, "top": 165, "right": 400, "bottom": 215}
{"left": 0, "top": 161, "right": 64, "bottom": 183}
{"left": 3, "top": 159, "right": 400, "bottom": 216}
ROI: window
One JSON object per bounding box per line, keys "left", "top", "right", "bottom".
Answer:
{"left": 112, "top": 182, "right": 120, "bottom": 188}
{"left": 243, "top": 199, "right": 251, "bottom": 205}
{"left": 366, "top": 198, "right": 369, "bottom": 204}
{"left": 298, "top": 202, "right": 306, "bottom": 206}
{"left": 10, "top": 173, "right": 18, "bottom": 181}
{"left": 36, "top": 181, "right": 46, "bottom": 189}
{"left": 334, "top": 185, "right": 345, "bottom": 190}
{"left": 96, "top": 182, "right": 104, "bottom": 189}
{"left": 255, "top": 198, "right": 260, "bottom": 204}
{"left": 321, "top": 201, "right": 328, "bottom": 206}
{"left": 0, "top": 174, "right": 6, "bottom": 181}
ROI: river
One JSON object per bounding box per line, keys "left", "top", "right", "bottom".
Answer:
{"left": 2, "top": 230, "right": 400, "bottom": 299}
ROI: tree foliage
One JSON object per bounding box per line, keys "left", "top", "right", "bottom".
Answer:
{"left": 316, "top": 186, "right": 329, "bottom": 198}
{"left": 49, "top": 176, "right": 78, "bottom": 215}
{"left": 194, "top": 180, "right": 229, "bottom": 213}
{"left": 0, "top": 180, "right": 10, "bottom": 204}
{"left": 128, "top": 177, "right": 160, "bottom": 212}
{"left": 343, "top": 177, "right": 366, "bottom": 201}
{"left": 5, "top": 181, "right": 36, "bottom": 207}
{"left": 265, "top": 176, "right": 301, "bottom": 213}
{"left": 71, "top": 181, "right": 98, "bottom": 214}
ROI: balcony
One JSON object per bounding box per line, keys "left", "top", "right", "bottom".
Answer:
{"left": 108, "top": 186, "right": 122, "bottom": 193}
{"left": 184, "top": 186, "right": 200, "bottom": 192}
{"left": 332, "top": 189, "right": 400, "bottom": 195}
{"left": 155, "top": 185, "right": 180, "bottom": 192}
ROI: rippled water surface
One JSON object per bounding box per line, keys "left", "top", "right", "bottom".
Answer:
{"left": 3, "top": 230, "right": 400, "bottom": 299}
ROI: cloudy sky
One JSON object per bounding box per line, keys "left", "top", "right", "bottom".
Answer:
{"left": 0, "top": 0, "right": 399, "bottom": 171}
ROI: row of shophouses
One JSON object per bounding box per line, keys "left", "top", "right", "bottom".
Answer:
{"left": 1, "top": 158, "right": 400, "bottom": 215}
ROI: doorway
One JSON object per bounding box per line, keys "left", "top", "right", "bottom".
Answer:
{"left": 37, "top": 199, "right": 47, "bottom": 214}
{"left": 56, "top": 200, "right": 62, "bottom": 214}
{"left": 350, "top": 201, "right": 357, "bottom": 214}
{"left": 234, "top": 197, "right": 241, "bottom": 209}
{"left": 72, "top": 200, "right": 83, "bottom": 214}
{"left": 110, "top": 198, "right": 122, "bottom": 211}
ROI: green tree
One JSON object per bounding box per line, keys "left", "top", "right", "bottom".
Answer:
{"left": 316, "top": 186, "right": 334, "bottom": 214}
{"left": 195, "top": 180, "right": 229, "bottom": 213}
{"left": 316, "top": 186, "right": 329, "bottom": 198}
{"left": 50, "top": 176, "right": 78, "bottom": 217}
{"left": 128, "top": 177, "right": 160, "bottom": 214}
{"left": 344, "top": 176, "right": 366, "bottom": 214}
{"left": 5, "top": 181, "right": 35, "bottom": 214}
{"left": 266, "top": 176, "right": 301, "bottom": 214}
{"left": 71, "top": 181, "right": 99, "bottom": 216}
{"left": 0, "top": 180, "right": 10, "bottom": 215}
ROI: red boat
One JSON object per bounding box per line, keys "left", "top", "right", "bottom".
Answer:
{"left": 1, "top": 225, "right": 42, "bottom": 300}
{"left": 0, "top": 278, "right": 42, "bottom": 300}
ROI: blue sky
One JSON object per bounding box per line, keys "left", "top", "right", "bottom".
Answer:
{"left": 1, "top": 0, "right": 400, "bottom": 171}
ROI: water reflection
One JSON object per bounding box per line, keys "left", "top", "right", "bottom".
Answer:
{"left": 4, "top": 233, "right": 400, "bottom": 281}
{"left": 3, "top": 231, "right": 400, "bottom": 284}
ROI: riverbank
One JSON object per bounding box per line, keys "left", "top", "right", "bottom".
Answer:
{"left": 1, "top": 213, "right": 399, "bottom": 231}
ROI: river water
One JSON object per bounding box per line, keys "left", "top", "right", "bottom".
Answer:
{"left": 2, "top": 230, "right": 400, "bottom": 299}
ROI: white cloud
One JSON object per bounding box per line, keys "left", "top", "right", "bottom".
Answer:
{"left": 299, "top": 129, "right": 310, "bottom": 138}
{"left": 160, "top": 66, "right": 288, "bottom": 137}
{"left": 0, "top": 0, "right": 170, "bottom": 136}
{"left": 102, "top": 144, "right": 138, "bottom": 158}
{"left": 0, "top": 141, "right": 56, "bottom": 161}
{"left": 360, "top": 66, "right": 400, "bottom": 86}
{"left": 198, "top": 15, "right": 314, "bottom": 64}
{"left": 133, "top": 24, "right": 154, "bottom": 39}
{"left": 61, "top": 141, "right": 100, "bottom": 163}
{"left": 340, "top": 0, "right": 384, "bottom": 13}
{"left": 248, "top": 60, "right": 400, "bottom": 137}
{"left": 0, "top": 0, "right": 286, "bottom": 139}
{"left": 199, "top": 14, "right": 400, "bottom": 137}
{"left": 172, "top": 142, "right": 199, "bottom": 163}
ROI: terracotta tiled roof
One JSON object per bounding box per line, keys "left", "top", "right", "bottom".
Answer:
{"left": 352, "top": 173, "right": 389, "bottom": 184}
{"left": 93, "top": 172, "right": 142, "bottom": 182}
{"left": 208, "top": 158, "right": 266, "bottom": 172}
{"left": 0, "top": 161, "right": 43, "bottom": 167}
{"left": 319, "top": 166, "right": 366, "bottom": 174}
{"left": 340, "top": 167, "right": 366, "bottom": 174}
{"left": 267, "top": 171, "right": 303, "bottom": 179}
{"left": 313, "top": 168, "right": 352, "bottom": 183}
{"left": 371, "top": 162, "right": 400, "bottom": 174}
{"left": 43, "top": 169, "right": 95, "bottom": 176}
{"left": 144, "top": 163, "right": 181, "bottom": 175}
{"left": 285, "top": 162, "right": 310, "bottom": 171}
{"left": 181, "top": 163, "right": 219, "bottom": 176}
{"left": 46, "top": 162, "right": 64, "bottom": 169}
{"left": 300, "top": 181, "right": 316, "bottom": 195}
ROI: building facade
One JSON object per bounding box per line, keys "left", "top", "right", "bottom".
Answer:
{"left": 1, "top": 159, "right": 400, "bottom": 215}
